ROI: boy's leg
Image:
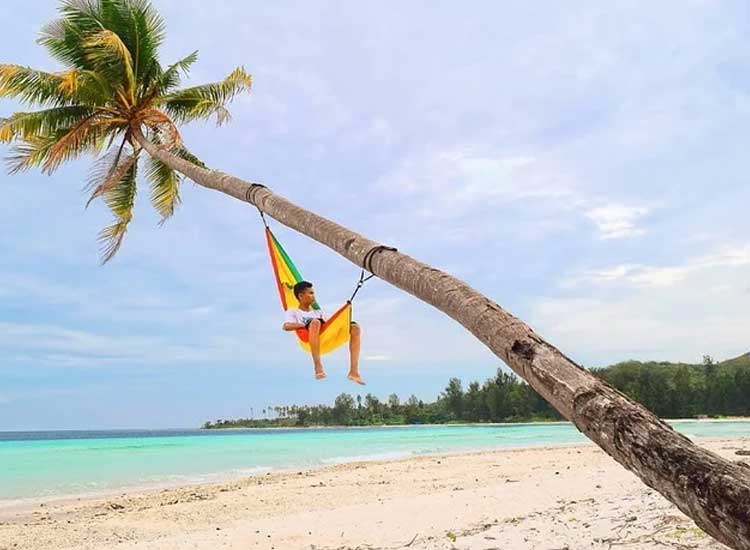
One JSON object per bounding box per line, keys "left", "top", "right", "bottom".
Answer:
{"left": 308, "top": 319, "right": 325, "bottom": 379}
{"left": 347, "top": 322, "right": 365, "bottom": 385}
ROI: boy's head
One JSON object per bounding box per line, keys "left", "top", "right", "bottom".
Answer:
{"left": 293, "top": 281, "right": 315, "bottom": 307}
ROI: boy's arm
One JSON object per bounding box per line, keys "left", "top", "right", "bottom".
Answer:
{"left": 282, "top": 309, "right": 301, "bottom": 331}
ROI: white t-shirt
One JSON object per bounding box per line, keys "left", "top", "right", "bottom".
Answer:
{"left": 285, "top": 308, "right": 325, "bottom": 326}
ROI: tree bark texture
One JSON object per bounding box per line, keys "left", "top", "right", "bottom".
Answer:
{"left": 133, "top": 127, "right": 750, "bottom": 550}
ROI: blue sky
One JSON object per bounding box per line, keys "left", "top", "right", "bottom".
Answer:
{"left": 2, "top": 0, "right": 749, "bottom": 430}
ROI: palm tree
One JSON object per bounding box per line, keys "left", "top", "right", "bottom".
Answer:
{"left": 1, "top": 1, "right": 748, "bottom": 547}
{"left": 1, "top": 0, "right": 250, "bottom": 261}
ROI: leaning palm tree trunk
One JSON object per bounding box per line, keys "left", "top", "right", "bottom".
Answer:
{"left": 133, "top": 126, "right": 750, "bottom": 550}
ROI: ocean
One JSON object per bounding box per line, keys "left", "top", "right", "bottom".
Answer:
{"left": 1, "top": 420, "right": 748, "bottom": 501}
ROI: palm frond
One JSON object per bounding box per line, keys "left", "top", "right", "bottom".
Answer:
{"left": 174, "top": 144, "right": 206, "bottom": 168}
{"left": 79, "top": 70, "right": 118, "bottom": 105}
{"left": 98, "top": 150, "right": 138, "bottom": 263}
{"left": 41, "top": 0, "right": 167, "bottom": 94}
{"left": 118, "top": 0, "right": 166, "bottom": 92}
{"left": 0, "top": 64, "right": 112, "bottom": 107}
{"left": 38, "top": 1, "right": 119, "bottom": 70}
{"left": 159, "top": 66, "right": 252, "bottom": 125}
{"left": 43, "top": 114, "right": 118, "bottom": 173}
{"left": 86, "top": 142, "right": 123, "bottom": 193}
{"left": 145, "top": 50, "right": 198, "bottom": 98}
{"left": 83, "top": 29, "right": 136, "bottom": 105}
{"left": 0, "top": 106, "right": 96, "bottom": 143}
{"left": 5, "top": 133, "right": 61, "bottom": 174}
{"left": 0, "top": 64, "right": 76, "bottom": 106}
{"left": 38, "top": 15, "right": 94, "bottom": 71}
{"left": 86, "top": 144, "right": 136, "bottom": 207}
{"left": 144, "top": 138, "right": 208, "bottom": 222}
{"left": 144, "top": 155, "right": 180, "bottom": 222}
{"left": 57, "top": 69, "right": 79, "bottom": 95}
{"left": 0, "top": 119, "right": 12, "bottom": 143}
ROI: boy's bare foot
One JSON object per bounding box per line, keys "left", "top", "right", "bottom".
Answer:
{"left": 314, "top": 360, "right": 326, "bottom": 380}
{"left": 347, "top": 373, "right": 366, "bottom": 385}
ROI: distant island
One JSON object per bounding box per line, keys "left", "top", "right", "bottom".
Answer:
{"left": 203, "top": 353, "right": 750, "bottom": 429}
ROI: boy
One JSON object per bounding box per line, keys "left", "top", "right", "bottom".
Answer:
{"left": 283, "top": 281, "right": 365, "bottom": 385}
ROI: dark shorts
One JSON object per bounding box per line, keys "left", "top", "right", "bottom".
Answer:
{"left": 301, "top": 319, "right": 358, "bottom": 330}
{"left": 303, "top": 318, "right": 325, "bottom": 329}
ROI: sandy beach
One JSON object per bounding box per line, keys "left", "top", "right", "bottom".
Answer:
{"left": 1, "top": 437, "right": 747, "bottom": 550}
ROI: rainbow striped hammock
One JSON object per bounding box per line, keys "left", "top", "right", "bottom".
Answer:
{"left": 265, "top": 227, "right": 353, "bottom": 355}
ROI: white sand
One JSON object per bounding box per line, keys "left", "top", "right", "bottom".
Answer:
{"left": 1, "top": 437, "right": 748, "bottom": 550}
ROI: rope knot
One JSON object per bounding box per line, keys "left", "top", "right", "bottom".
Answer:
{"left": 244, "top": 182, "right": 267, "bottom": 205}
{"left": 362, "top": 245, "right": 397, "bottom": 274}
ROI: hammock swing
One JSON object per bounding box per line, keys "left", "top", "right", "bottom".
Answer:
{"left": 256, "top": 205, "right": 393, "bottom": 355}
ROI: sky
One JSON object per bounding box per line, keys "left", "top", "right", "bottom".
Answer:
{"left": 2, "top": 0, "right": 749, "bottom": 430}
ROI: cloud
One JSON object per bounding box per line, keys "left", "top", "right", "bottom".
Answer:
{"left": 531, "top": 290, "right": 750, "bottom": 367}
{"left": 363, "top": 354, "right": 392, "bottom": 361}
{"left": 336, "top": 294, "right": 496, "bottom": 366}
{"left": 567, "top": 245, "right": 750, "bottom": 288}
{"left": 371, "top": 146, "right": 657, "bottom": 250}
{"left": 0, "top": 320, "right": 284, "bottom": 369}
{"left": 584, "top": 204, "right": 650, "bottom": 239}
{"left": 535, "top": 244, "right": 750, "bottom": 365}
{"left": 0, "top": 322, "right": 169, "bottom": 364}
{"left": 375, "top": 149, "right": 571, "bottom": 215}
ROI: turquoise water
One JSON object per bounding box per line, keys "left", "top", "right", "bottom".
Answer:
{"left": 1, "top": 421, "right": 748, "bottom": 501}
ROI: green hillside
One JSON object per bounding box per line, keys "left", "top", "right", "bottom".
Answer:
{"left": 592, "top": 352, "right": 750, "bottom": 418}
{"left": 205, "top": 352, "right": 749, "bottom": 429}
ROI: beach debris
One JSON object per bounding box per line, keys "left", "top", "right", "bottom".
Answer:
{"left": 735, "top": 450, "right": 750, "bottom": 456}
{"left": 504, "top": 517, "right": 522, "bottom": 524}
{"left": 108, "top": 502, "right": 125, "bottom": 511}
{"left": 446, "top": 531, "right": 457, "bottom": 542}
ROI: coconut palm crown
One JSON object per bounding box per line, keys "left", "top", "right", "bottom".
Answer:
{"left": 0, "top": 0, "right": 252, "bottom": 262}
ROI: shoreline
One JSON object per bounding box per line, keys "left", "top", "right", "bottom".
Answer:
{"left": 2, "top": 436, "right": 746, "bottom": 550}
{"left": 3, "top": 416, "right": 748, "bottom": 435}
{"left": 200, "top": 417, "right": 750, "bottom": 429}
{"left": 0, "top": 440, "right": 596, "bottom": 513}
{"left": 2, "top": 435, "right": 747, "bottom": 513}
{"left": 2, "top": 423, "right": 749, "bottom": 506}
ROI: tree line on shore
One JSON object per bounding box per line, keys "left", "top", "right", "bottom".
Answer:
{"left": 202, "top": 353, "right": 750, "bottom": 429}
